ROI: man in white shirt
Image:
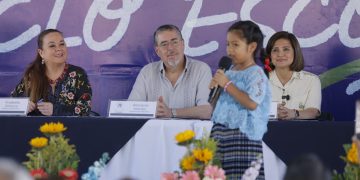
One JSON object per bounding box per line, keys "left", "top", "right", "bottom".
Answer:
{"left": 128, "top": 24, "right": 212, "bottom": 119}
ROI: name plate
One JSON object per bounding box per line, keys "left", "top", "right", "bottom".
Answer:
{"left": 269, "top": 101, "right": 278, "bottom": 119}
{"left": 0, "top": 97, "right": 29, "bottom": 116}
{"left": 355, "top": 100, "right": 360, "bottom": 135}
{"left": 108, "top": 100, "right": 157, "bottom": 119}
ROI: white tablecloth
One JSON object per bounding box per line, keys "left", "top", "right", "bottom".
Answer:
{"left": 100, "top": 119, "right": 286, "bottom": 180}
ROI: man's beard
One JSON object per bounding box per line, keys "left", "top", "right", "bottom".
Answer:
{"left": 168, "top": 58, "right": 180, "bottom": 69}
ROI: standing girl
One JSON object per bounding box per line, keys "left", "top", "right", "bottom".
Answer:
{"left": 209, "top": 21, "right": 271, "bottom": 179}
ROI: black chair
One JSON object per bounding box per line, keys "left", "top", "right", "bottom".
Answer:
{"left": 317, "top": 112, "right": 334, "bottom": 121}
{"left": 89, "top": 111, "right": 100, "bottom": 117}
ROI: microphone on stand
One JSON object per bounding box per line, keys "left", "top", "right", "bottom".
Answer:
{"left": 208, "top": 56, "right": 232, "bottom": 103}
{"left": 281, "top": 89, "right": 290, "bottom": 105}
{"left": 282, "top": 95, "right": 290, "bottom": 101}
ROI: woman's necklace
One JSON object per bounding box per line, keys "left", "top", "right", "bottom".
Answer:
{"left": 48, "top": 64, "right": 68, "bottom": 85}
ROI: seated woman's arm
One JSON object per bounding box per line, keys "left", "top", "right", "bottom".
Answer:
{"left": 297, "top": 108, "right": 320, "bottom": 119}
{"left": 278, "top": 75, "right": 321, "bottom": 120}
{"left": 11, "top": 80, "right": 38, "bottom": 114}
{"left": 302, "top": 75, "right": 322, "bottom": 119}
{"left": 11, "top": 80, "right": 26, "bottom": 97}
{"left": 278, "top": 106, "right": 320, "bottom": 120}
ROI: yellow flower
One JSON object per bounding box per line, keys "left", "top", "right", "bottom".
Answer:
{"left": 40, "top": 122, "right": 67, "bottom": 134}
{"left": 181, "top": 155, "right": 195, "bottom": 171}
{"left": 347, "top": 142, "right": 359, "bottom": 164}
{"left": 193, "top": 148, "right": 213, "bottom": 164}
{"left": 29, "top": 137, "right": 48, "bottom": 148}
{"left": 175, "top": 130, "right": 195, "bottom": 144}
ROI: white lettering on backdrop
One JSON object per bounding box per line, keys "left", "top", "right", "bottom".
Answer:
{"left": 240, "top": 0, "right": 275, "bottom": 46}
{"left": 182, "top": 0, "right": 237, "bottom": 56}
{"left": 339, "top": 0, "right": 360, "bottom": 48}
{"left": 83, "top": 0, "right": 143, "bottom": 51}
{"left": 347, "top": 79, "right": 360, "bottom": 95}
{"left": 45, "top": 0, "right": 83, "bottom": 47}
{"left": 0, "top": 0, "right": 40, "bottom": 53}
{"left": 0, "top": 0, "right": 359, "bottom": 52}
{"left": 283, "top": 0, "right": 338, "bottom": 47}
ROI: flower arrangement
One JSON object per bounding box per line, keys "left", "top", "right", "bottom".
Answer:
{"left": 161, "top": 130, "right": 226, "bottom": 180}
{"left": 24, "top": 122, "right": 79, "bottom": 180}
{"left": 333, "top": 142, "right": 360, "bottom": 180}
{"left": 81, "top": 152, "right": 110, "bottom": 180}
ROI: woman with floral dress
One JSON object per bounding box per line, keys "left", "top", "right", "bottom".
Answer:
{"left": 11, "top": 29, "right": 92, "bottom": 116}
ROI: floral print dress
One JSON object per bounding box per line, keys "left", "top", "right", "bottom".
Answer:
{"left": 11, "top": 64, "right": 92, "bottom": 116}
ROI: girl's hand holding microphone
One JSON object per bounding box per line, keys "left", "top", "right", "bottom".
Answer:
{"left": 209, "top": 69, "right": 230, "bottom": 89}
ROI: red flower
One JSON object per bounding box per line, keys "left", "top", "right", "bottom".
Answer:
{"left": 81, "top": 93, "right": 90, "bottom": 101}
{"left": 58, "top": 168, "right": 78, "bottom": 180}
{"left": 75, "top": 107, "right": 81, "bottom": 114}
{"left": 69, "top": 71, "right": 77, "bottom": 78}
{"left": 264, "top": 57, "right": 272, "bottom": 72}
{"left": 30, "top": 169, "right": 48, "bottom": 179}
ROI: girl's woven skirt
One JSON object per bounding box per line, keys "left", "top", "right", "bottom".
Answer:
{"left": 210, "top": 123, "right": 265, "bottom": 180}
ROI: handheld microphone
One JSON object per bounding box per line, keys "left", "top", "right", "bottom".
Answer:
{"left": 208, "top": 56, "right": 232, "bottom": 103}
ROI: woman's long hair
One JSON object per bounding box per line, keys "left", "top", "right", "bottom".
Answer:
{"left": 23, "top": 29, "right": 63, "bottom": 102}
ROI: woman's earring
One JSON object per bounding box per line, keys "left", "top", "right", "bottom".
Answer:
{"left": 41, "top": 59, "right": 45, "bottom": 64}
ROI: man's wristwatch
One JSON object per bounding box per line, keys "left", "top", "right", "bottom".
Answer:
{"left": 171, "top": 109, "right": 177, "bottom": 118}
{"left": 294, "top": 109, "right": 300, "bottom": 119}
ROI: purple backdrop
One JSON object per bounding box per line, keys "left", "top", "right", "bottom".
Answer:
{"left": 0, "top": 0, "right": 359, "bottom": 121}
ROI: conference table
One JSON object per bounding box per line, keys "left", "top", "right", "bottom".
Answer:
{"left": 0, "top": 116, "right": 353, "bottom": 179}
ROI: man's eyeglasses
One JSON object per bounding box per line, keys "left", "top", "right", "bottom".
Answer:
{"left": 158, "top": 39, "right": 182, "bottom": 49}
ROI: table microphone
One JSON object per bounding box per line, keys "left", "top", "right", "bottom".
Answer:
{"left": 208, "top": 56, "right": 232, "bottom": 103}
{"left": 282, "top": 95, "right": 290, "bottom": 101}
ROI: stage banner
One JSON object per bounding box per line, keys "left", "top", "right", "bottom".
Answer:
{"left": 0, "top": 0, "right": 359, "bottom": 120}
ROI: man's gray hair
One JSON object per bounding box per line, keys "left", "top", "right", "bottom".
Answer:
{"left": 153, "top": 24, "right": 183, "bottom": 45}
